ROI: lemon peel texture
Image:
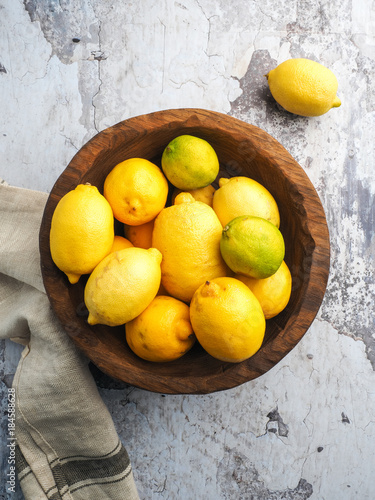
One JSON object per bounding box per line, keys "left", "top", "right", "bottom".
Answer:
{"left": 84, "top": 247, "right": 162, "bottom": 326}
{"left": 190, "top": 277, "right": 266, "bottom": 363}
{"left": 50, "top": 184, "right": 114, "bottom": 284}
{"left": 266, "top": 58, "right": 341, "bottom": 117}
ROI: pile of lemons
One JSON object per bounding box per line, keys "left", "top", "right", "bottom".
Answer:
{"left": 50, "top": 134, "right": 292, "bottom": 364}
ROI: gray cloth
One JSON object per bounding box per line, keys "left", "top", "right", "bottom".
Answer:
{"left": 0, "top": 183, "right": 140, "bottom": 500}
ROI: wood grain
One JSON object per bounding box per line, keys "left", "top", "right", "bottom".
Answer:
{"left": 39, "top": 108, "right": 330, "bottom": 394}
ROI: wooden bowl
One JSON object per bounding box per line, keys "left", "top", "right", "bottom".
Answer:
{"left": 39, "top": 108, "right": 330, "bottom": 394}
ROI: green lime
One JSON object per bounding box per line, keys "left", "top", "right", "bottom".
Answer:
{"left": 220, "top": 215, "right": 285, "bottom": 279}
{"left": 161, "top": 135, "right": 219, "bottom": 190}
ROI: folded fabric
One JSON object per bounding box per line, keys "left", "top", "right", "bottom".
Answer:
{"left": 0, "top": 183, "right": 140, "bottom": 500}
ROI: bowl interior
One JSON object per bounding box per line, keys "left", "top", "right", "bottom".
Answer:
{"left": 40, "top": 108, "right": 330, "bottom": 394}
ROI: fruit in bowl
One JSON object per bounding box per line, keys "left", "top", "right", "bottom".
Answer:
{"left": 39, "top": 108, "right": 330, "bottom": 394}
{"left": 48, "top": 135, "right": 290, "bottom": 366}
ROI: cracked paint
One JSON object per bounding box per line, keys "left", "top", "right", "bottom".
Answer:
{"left": 23, "top": 0, "right": 98, "bottom": 65}
{"left": 90, "top": 19, "right": 104, "bottom": 134}
{"left": 217, "top": 450, "right": 313, "bottom": 499}
{"left": 266, "top": 408, "right": 289, "bottom": 437}
{"left": 320, "top": 168, "right": 375, "bottom": 366}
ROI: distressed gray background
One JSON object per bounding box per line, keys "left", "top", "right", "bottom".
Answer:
{"left": 1, "top": 0, "right": 374, "bottom": 499}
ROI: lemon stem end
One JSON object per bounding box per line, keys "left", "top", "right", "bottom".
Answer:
{"left": 332, "top": 96, "right": 341, "bottom": 108}
{"left": 66, "top": 272, "right": 81, "bottom": 284}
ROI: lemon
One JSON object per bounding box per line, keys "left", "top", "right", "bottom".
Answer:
{"left": 190, "top": 277, "right": 265, "bottom": 363}
{"left": 266, "top": 58, "right": 341, "bottom": 117}
{"left": 212, "top": 177, "right": 280, "bottom": 228}
{"left": 126, "top": 295, "right": 195, "bottom": 362}
{"left": 152, "top": 192, "right": 227, "bottom": 303}
{"left": 220, "top": 215, "right": 285, "bottom": 279}
{"left": 161, "top": 135, "right": 219, "bottom": 190}
{"left": 110, "top": 235, "right": 133, "bottom": 252}
{"left": 104, "top": 158, "right": 168, "bottom": 225}
{"left": 84, "top": 247, "right": 162, "bottom": 326}
{"left": 124, "top": 218, "right": 155, "bottom": 249}
{"left": 171, "top": 184, "right": 215, "bottom": 207}
{"left": 236, "top": 260, "right": 292, "bottom": 319}
{"left": 50, "top": 184, "right": 114, "bottom": 284}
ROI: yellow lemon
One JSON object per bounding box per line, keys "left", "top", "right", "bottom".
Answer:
{"left": 171, "top": 184, "right": 215, "bottom": 207}
{"left": 152, "top": 192, "right": 227, "bottom": 303}
{"left": 190, "top": 277, "right": 266, "bottom": 363}
{"left": 50, "top": 184, "right": 114, "bottom": 284}
{"left": 236, "top": 261, "right": 292, "bottom": 319}
{"left": 266, "top": 58, "right": 341, "bottom": 117}
{"left": 103, "top": 158, "right": 168, "bottom": 225}
{"left": 110, "top": 235, "right": 133, "bottom": 252}
{"left": 161, "top": 135, "right": 219, "bottom": 190}
{"left": 84, "top": 247, "right": 162, "bottom": 326}
{"left": 212, "top": 177, "right": 280, "bottom": 228}
{"left": 126, "top": 295, "right": 195, "bottom": 362}
{"left": 124, "top": 218, "right": 155, "bottom": 249}
{"left": 220, "top": 215, "right": 285, "bottom": 279}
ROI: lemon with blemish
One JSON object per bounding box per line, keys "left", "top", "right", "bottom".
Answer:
{"left": 126, "top": 295, "right": 195, "bottom": 362}
{"left": 161, "top": 135, "right": 219, "bottom": 190}
{"left": 190, "top": 277, "right": 266, "bottom": 363}
{"left": 220, "top": 215, "right": 285, "bottom": 279}
{"left": 84, "top": 247, "right": 162, "bottom": 326}
{"left": 104, "top": 158, "right": 168, "bottom": 225}
{"left": 213, "top": 176, "right": 280, "bottom": 228}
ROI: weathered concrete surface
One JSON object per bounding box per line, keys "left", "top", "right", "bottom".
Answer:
{"left": 1, "top": 0, "right": 374, "bottom": 499}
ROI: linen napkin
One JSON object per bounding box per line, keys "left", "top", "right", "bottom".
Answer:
{"left": 0, "top": 182, "right": 140, "bottom": 500}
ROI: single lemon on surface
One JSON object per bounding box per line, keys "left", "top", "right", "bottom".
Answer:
{"left": 124, "top": 218, "right": 155, "bottom": 249}
{"left": 171, "top": 184, "right": 215, "bottom": 207}
{"left": 110, "top": 235, "right": 133, "bottom": 252}
{"left": 84, "top": 247, "right": 162, "bottom": 326}
{"left": 126, "top": 295, "right": 196, "bottom": 362}
{"left": 161, "top": 135, "right": 219, "bottom": 190}
{"left": 236, "top": 260, "right": 292, "bottom": 319}
{"left": 266, "top": 58, "right": 341, "bottom": 117}
{"left": 50, "top": 184, "right": 114, "bottom": 284}
{"left": 152, "top": 192, "right": 227, "bottom": 303}
{"left": 220, "top": 215, "right": 285, "bottom": 279}
{"left": 190, "top": 277, "right": 266, "bottom": 363}
{"left": 103, "top": 158, "right": 168, "bottom": 225}
{"left": 213, "top": 177, "right": 280, "bottom": 228}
